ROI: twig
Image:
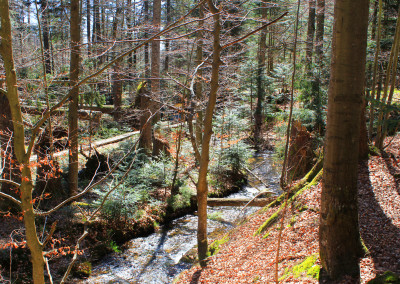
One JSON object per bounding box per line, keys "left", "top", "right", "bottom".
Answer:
{"left": 221, "top": 12, "right": 288, "bottom": 49}
{"left": 42, "top": 221, "right": 58, "bottom": 248}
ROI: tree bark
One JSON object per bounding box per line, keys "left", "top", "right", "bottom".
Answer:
{"left": 319, "top": 0, "right": 369, "bottom": 281}
{"left": 68, "top": 0, "right": 81, "bottom": 196}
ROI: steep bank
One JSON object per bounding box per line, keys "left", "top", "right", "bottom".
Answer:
{"left": 176, "top": 135, "right": 400, "bottom": 283}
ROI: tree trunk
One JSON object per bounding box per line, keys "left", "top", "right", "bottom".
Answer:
{"left": 195, "top": 4, "right": 204, "bottom": 148}
{"left": 319, "top": 0, "right": 369, "bottom": 281}
{"left": 315, "top": 0, "right": 325, "bottom": 66}
{"left": 164, "top": 0, "right": 171, "bottom": 72}
{"left": 197, "top": 0, "right": 221, "bottom": 267}
{"left": 151, "top": 0, "right": 161, "bottom": 120}
{"left": 144, "top": 0, "right": 150, "bottom": 78}
{"left": 313, "top": 0, "right": 325, "bottom": 133}
{"left": 40, "top": 0, "right": 51, "bottom": 74}
{"left": 111, "top": 0, "right": 123, "bottom": 121}
{"left": 138, "top": 82, "right": 152, "bottom": 151}
{"left": 87, "top": 0, "right": 91, "bottom": 54}
{"left": 254, "top": 2, "right": 268, "bottom": 146}
{"left": 0, "top": 91, "right": 20, "bottom": 211}
{"left": 305, "top": 0, "right": 316, "bottom": 75}
{"left": 68, "top": 0, "right": 81, "bottom": 196}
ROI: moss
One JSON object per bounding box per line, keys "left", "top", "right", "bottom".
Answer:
{"left": 360, "top": 236, "right": 370, "bottom": 256}
{"left": 369, "top": 144, "right": 381, "bottom": 157}
{"left": 72, "top": 261, "right": 92, "bottom": 278}
{"left": 256, "top": 169, "right": 323, "bottom": 236}
{"left": 208, "top": 234, "right": 229, "bottom": 257}
{"left": 367, "top": 271, "right": 400, "bottom": 284}
{"left": 279, "top": 254, "right": 320, "bottom": 281}
{"left": 288, "top": 215, "right": 297, "bottom": 227}
{"left": 262, "top": 231, "right": 270, "bottom": 239}
{"left": 254, "top": 210, "right": 280, "bottom": 236}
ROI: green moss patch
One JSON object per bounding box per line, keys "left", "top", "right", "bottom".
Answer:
{"left": 279, "top": 254, "right": 320, "bottom": 281}
{"left": 367, "top": 271, "right": 400, "bottom": 284}
{"left": 208, "top": 234, "right": 230, "bottom": 257}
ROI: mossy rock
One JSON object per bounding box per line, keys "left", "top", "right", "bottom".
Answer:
{"left": 367, "top": 271, "right": 400, "bottom": 284}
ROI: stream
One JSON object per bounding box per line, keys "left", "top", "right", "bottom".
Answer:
{"left": 82, "top": 152, "right": 281, "bottom": 284}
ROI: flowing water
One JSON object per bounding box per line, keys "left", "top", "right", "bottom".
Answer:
{"left": 82, "top": 152, "right": 281, "bottom": 284}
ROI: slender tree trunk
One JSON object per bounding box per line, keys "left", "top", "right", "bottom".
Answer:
{"left": 151, "top": 0, "right": 161, "bottom": 117}
{"left": 164, "top": 0, "right": 171, "bottom": 72}
{"left": 144, "top": 0, "right": 150, "bottom": 78}
{"left": 68, "top": 0, "right": 81, "bottom": 196}
{"left": 87, "top": 0, "right": 91, "bottom": 54}
{"left": 368, "top": 0, "right": 382, "bottom": 139}
{"left": 254, "top": 2, "right": 268, "bottom": 145}
{"left": 197, "top": 0, "right": 221, "bottom": 267}
{"left": 111, "top": 0, "right": 123, "bottom": 121}
{"left": 41, "top": 0, "right": 51, "bottom": 74}
{"left": 305, "top": 0, "right": 316, "bottom": 75}
{"left": 195, "top": 4, "right": 204, "bottom": 148}
{"left": 313, "top": 0, "right": 325, "bottom": 132}
{"left": 315, "top": 0, "right": 325, "bottom": 66}
{"left": 319, "top": 0, "right": 369, "bottom": 281}
{"left": 0, "top": 1, "right": 45, "bottom": 282}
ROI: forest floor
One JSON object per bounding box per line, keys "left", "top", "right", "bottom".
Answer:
{"left": 176, "top": 134, "right": 400, "bottom": 284}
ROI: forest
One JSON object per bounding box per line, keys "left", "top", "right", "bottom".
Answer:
{"left": 0, "top": 0, "right": 399, "bottom": 283}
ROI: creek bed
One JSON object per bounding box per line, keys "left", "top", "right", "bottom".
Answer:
{"left": 81, "top": 152, "right": 281, "bottom": 284}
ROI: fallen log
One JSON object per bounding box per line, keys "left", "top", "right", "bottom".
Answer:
{"left": 207, "top": 197, "right": 275, "bottom": 207}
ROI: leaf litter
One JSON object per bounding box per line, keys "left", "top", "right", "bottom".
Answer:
{"left": 176, "top": 134, "right": 400, "bottom": 283}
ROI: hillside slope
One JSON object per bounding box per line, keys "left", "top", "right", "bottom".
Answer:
{"left": 176, "top": 135, "right": 400, "bottom": 283}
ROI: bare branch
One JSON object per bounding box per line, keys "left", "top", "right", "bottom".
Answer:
{"left": 221, "top": 12, "right": 288, "bottom": 50}
{"left": 0, "top": 190, "right": 22, "bottom": 206}
{"left": 25, "top": 0, "right": 209, "bottom": 159}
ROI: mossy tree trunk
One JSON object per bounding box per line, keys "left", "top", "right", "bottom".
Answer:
{"left": 319, "top": 0, "right": 369, "bottom": 281}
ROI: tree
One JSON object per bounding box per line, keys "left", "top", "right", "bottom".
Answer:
{"left": 196, "top": 0, "right": 221, "bottom": 266}
{"left": 40, "top": 0, "right": 52, "bottom": 74}
{"left": 0, "top": 1, "right": 45, "bottom": 282}
{"left": 319, "top": 0, "right": 369, "bottom": 281}
{"left": 253, "top": 1, "right": 268, "bottom": 146}
{"left": 68, "top": 0, "right": 81, "bottom": 197}
{"left": 305, "top": 0, "right": 316, "bottom": 74}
